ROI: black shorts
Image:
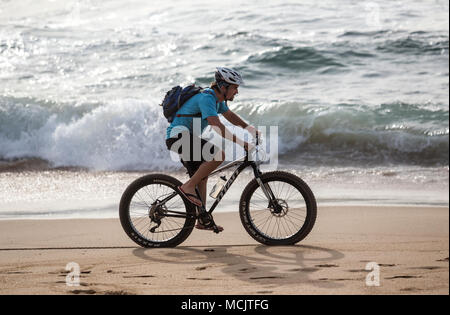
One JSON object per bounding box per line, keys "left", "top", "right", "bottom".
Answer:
{"left": 166, "top": 132, "right": 220, "bottom": 177}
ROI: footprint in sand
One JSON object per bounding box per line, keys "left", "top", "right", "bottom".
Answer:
{"left": 302, "top": 267, "right": 320, "bottom": 272}
{"left": 55, "top": 270, "right": 91, "bottom": 277}
{"left": 70, "top": 289, "right": 134, "bottom": 295}
{"left": 238, "top": 267, "right": 257, "bottom": 273}
{"left": 104, "top": 290, "right": 135, "bottom": 295}
{"left": 385, "top": 275, "right": 421, "bottom": 279}
{"left": 318, "top": 278, "right": 354, "bottom": 281}
{"left": 348, "top": 264, "right": 397, "bottom": 272}
{"left": 195, "top": 266, "right": 208, "bottom": 271}
{"left": 411, "top": 266, "right": 442, "bottom": 270}
{"left": 288, "top": 267, "right": 319, "bottom": 272}
{"left": 70, "top": 289, "right": 96, "bottom": 295}
{"left": 107, "top": 270, "right": 128, "bottom": 274}
{"left": 249, "top": 276, "right": 284, "bottom": 280}
{"left": 187, "top": 277, "right": 214, "bottom": 281}
{"left": 400, "top": 287, "right": 422, "bottom": 292}
{"left": 56, "top": 280, "right": 89, "bottom": 287}
{"left": 315, "top": 264, "right": 339, "bottom": 268}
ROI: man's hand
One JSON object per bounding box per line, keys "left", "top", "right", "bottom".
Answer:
{"left": 247, "top": 125, "right": 261, "bottom": 137}
{"left": 247, "top": 125, "right": 262, "bottom": 145}
{"left": 243, "top": 142, "right": 255, "bottom": 152}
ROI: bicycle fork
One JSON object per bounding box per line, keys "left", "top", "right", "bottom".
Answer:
{"left": 252, "top": 165, "right": 280, "bottom": 213}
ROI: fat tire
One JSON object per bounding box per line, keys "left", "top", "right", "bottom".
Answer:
{"left": 119, "top": 174, "right": 196, "bottom": 248}
{"left": 239, "top": 171, "right": 317, "bottom": 245}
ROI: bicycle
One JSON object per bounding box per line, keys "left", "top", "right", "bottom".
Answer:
{"left": 119, "top": 136, "right": 317, "bottom": 247}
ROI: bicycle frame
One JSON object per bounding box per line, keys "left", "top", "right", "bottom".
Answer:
{"left": 203, "top": 156, "right": 258, "bottom": 214}
{"left": 155, "top": 151, "right": 276, "bottom": 219}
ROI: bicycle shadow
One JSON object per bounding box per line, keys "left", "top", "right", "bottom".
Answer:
{"left": 132, "top": 244, "right": 346, "bottom": 290}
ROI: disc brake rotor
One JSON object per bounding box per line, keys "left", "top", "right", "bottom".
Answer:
{"left": 270, "top": 199, "right": 288, "bottom": 217}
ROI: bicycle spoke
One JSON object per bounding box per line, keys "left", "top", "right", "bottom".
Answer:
{"left": 247, "top": 179, "right": 308, "bottom": 240}
{"left": 128, "top": 182, "right": 189, "bottom": 243}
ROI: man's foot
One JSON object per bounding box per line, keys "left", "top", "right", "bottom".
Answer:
{"left": 177, "top": 186, "right": 202, "bottom": 207}
{"left": 195, "top": 223, "right": 224, "bottom": 232}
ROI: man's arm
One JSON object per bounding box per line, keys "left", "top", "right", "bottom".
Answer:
{"left": 222, "top": 110, "right": 259, "bottom": 136}
{"left": 222, "top": 110, "right": 249, "bottom": 129}
{"left": 206, "top": 116, "right": 251, "bottom": 150}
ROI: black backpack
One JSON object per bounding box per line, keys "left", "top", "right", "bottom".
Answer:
{"left": 160, "top": 84, "right": 212, "bottom": 123}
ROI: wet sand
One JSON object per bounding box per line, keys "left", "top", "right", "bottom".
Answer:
{"left": 0, "top": 206, "right": 448, "bottom": 295}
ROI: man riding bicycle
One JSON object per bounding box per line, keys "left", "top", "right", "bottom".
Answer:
{"left": 165, "top": 67, "right": 259, "bottom": 231}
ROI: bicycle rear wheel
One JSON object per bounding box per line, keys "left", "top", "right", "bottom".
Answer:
{"left": 119, "top": 174, "right": 196, "bottom": 248}
{"left": 239, "top": 171, "right": 317, "bottom": 245}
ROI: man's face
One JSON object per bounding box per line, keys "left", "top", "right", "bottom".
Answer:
{"left": 225, "top": 84, "right": 239, "bottom": 101}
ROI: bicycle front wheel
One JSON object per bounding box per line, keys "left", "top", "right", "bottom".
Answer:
{"left": 239, "top": 171, "right": 317, "bottom": 245}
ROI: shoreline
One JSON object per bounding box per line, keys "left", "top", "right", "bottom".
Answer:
{"left": 1, "top": 168, "right": 448, "bottom": 220}
{"left": 0, "top": 203, "right": 448, "bottom": 221}
{"left": 0, "top": 205, "right": 448, "bottom": 294}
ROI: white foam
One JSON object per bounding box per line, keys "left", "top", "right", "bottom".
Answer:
{"left": 0, "top": 98, "right": 179, "bottom": 171}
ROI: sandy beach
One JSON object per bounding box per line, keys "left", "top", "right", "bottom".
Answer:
{"left": 1, "top": 0, "right": 448, "bottom": 300}
{"left": 0, "top": 205, "right": 448, "bottom": 295}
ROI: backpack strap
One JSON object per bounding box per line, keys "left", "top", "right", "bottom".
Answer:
{"left": 202, "top": 89, "right": 218, "bottom": 104}
{"left": 204, "top": 87, "right": 227, "bottom": 107}
{"left": 175, "top": 88, "right": 218, "bottom": 118}
{"left": 176, "top": 113, "right": 202, "bottom": 118}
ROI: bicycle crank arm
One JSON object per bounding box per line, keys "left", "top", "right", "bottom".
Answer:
{"left": 212, "top": 225, "right": 222, "bottom": 234}
{"left": 197, "top": 212, "right": 223, "bottom": 234}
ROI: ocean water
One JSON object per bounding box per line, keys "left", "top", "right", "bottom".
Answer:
{"left": 0, "top": 0, "right": 448, "bottom": 218}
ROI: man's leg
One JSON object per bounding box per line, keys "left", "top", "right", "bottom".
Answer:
{"left": 180, "top": 150, "right": 224, "bottom": 200}
{"left": 193, "top": 168, "right": 224, "bottom": 232}
{"left": 198, "top": 177, "right": 208, "bottom": 205}
{"left": 181, "top": 160, "right": 223, "bottom": 199}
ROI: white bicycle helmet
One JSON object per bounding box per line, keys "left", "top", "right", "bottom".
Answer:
{"left": 215, "top": 67, "right": 244, "bottom": 87}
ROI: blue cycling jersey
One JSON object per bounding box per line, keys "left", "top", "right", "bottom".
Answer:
{"left": 165, "top": 88, "right": 229, "bottom": 139}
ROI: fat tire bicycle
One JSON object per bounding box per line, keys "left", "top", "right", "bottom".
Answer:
{"left": 119, "top": 138, "right": 317, "bottom": 247}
